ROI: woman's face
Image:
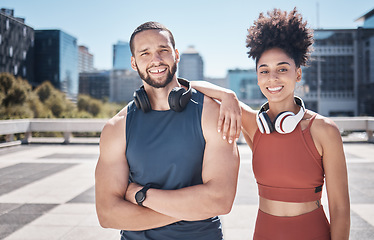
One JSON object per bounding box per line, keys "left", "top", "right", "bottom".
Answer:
{"left": 257, "top": 48, "right": 301, "bottom": 103}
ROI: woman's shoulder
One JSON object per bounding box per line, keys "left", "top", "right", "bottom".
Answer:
{"left": 306, "top": 109, "right": 341, "bottom": 140}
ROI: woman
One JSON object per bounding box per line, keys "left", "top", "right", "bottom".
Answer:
{"left": 191, "top": 8, "right": 350, "bottom": 240}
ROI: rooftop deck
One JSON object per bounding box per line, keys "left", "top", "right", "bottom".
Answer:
{"left": 0, "top": 141, "right": 373, "bottom": 239}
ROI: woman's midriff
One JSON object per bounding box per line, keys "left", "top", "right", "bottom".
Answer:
{"left": 259, "top": 196, "right": 321, "bottom": 217}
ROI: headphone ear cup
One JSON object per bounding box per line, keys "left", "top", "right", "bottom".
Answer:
{"left": 256, "top": 113, "right": 265, "bottom": 134}
{"left": 257, "top": 112, "right": 275, "bottom": 134}
{"left": 274, "top": 111, "right": 295, "bottom": 134}
{"left": 134, "top": 88, "right": 152, "bottom": 113}
{"left": 168, "top": 87, "right": 185, "bottom": 112}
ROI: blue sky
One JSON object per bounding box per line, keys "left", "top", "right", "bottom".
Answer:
{"left": 2, "top": 0, "right": 373, "bottom": 78}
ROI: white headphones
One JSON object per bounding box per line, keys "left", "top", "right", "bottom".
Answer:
{"left": 256, "top": 96, "right": 305, "bottom": 134}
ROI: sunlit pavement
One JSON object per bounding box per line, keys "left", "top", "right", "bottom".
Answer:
{"left": 0, "top": 140, "right": 373, "bottom": 239}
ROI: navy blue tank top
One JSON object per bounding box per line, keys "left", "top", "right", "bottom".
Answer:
{"left": 122, "top": 89, "right": 223, "bottom": 240}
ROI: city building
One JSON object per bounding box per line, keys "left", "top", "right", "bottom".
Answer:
{"left": 178, "top": 46, "right": 204, "bottom": 80}
{"left": 79, "top": 70, "right": 110, "bottom": 100}
{"left": 110, "top": 69, "right": 142, "bottom": 103}
{"left": 34, "top": 29, "right": 78, "bottom": 100}
{"left": 78, "top": 45, "right": 94, "bottom": 73}
{"left": 227, "top": 69, "right": 264, "bottom": 107}
{"left": 204, "top": 77, "right": 228, "bottom": 89}
{"left": 356, "top": 9, "right": 374, "bottom": 116}
{"left": 0, "top": 8, "right": 34, "bottom": 83}
{"left": 113, "top": 41, "right": 131, "bottom": 70}
{"left": 301, "top": 9, "right": 374, "bottom": 116}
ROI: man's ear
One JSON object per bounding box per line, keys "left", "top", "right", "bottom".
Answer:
{"left": 131, "top": 56, "right": 137, "bottom": 71}
{"left": 175, "top": 49, "right": 180, "bottom": 64}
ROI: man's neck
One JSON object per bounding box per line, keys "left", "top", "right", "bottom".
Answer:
{"left": 143, "top": 78, "right": 180, "bottom": 111}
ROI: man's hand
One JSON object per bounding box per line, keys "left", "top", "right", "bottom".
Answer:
{"left": 125, "top": 182, "right": 143, "bottom": 205}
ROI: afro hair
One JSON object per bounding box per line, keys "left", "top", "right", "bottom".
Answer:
{"left": 246, "top": 8, "right": 314, "bottom": 68}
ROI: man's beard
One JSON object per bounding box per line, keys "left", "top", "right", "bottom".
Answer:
{"left": 136, "top": 62, "right": 177, "bottom": 89}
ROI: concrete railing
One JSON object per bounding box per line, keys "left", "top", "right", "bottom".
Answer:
{"left": 332, "top": 117, "right": 374, "bottom": 142}
{"left": 0, "top": 119, "right": 107, "bottom": 145}
{"left": 0, "top": 117, "right": 373, "bottom": 145}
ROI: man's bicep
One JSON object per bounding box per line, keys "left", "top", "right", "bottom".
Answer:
{"left": 201, "top": 97, "right": 240, "bottom": 184}
{"left": 202, "top": 137, "right": 240, "bottom": 183}
{"left": 96, "top": 121, "right": 129, "bottom": 202}
{"left": 95, "top": 155, "right": 129, "bottom": 198}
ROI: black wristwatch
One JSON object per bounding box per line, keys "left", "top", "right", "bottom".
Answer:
{"left": 135, "top": 184, "right": 151, "bottom": 206}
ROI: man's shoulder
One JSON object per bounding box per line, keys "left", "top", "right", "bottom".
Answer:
{"left": 101, "top": 104, "right": 129, "bottom": 136}
{"left": 200, "top": 95, "right": 220, "bottom": 132}
{"left": 201, "top": 94, "right": 220, "bottom": 112}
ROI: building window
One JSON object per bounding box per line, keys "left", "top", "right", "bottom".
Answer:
{"left": 6, "top": 19, "right": 10, "bottom": 30}
{"left": 0, "top": 34, "right": 2, "bottom": 45}
{"left": 9, "top": 46, "right": 13, "bottom": 57}
{"left": 14, "top": 65, "right": 18, "bottom": 75}
{"left": 23, "top": 67, "right": 27, "bottom": 77}
{"left": 23, "top": 27, "right": 27, "bottom": 37}
{"left": 23, "top": 51, "right": 27, "bottom": 60}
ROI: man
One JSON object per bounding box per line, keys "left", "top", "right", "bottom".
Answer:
{"left": 95, "top": 21, "right": 240, "bottom": 239}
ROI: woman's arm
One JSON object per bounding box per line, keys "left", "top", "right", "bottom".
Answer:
{"left": 312, "top": 117, "right": 350, "bottom": 240}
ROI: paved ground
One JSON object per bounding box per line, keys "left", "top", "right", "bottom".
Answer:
{"left": 0, "top": 140, "right": 373, "bottom": 239}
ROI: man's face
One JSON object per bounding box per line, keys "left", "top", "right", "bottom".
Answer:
{"left": 131, "top": 30, "right": 179, "bottom": 88}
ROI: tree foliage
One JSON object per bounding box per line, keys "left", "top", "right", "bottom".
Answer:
{"left": 0, "top": 73, "right": 123, "bottom": 120}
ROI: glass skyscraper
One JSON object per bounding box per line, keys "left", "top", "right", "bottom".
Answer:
{"left": 113, "top": 41, "right": 131, "bottom": 70}
{"left": 34, "top": 30, "right": 78, "bottom": 99}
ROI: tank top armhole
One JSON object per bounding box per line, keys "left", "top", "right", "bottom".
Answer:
{"left": 252, "top": 128, "right": 262, "bottom": 153}
{"left": 125, "top": 101, "right": 137, "bottom": 150}
{"left": 307, "top": 113, "right": 318, "bottom": 129}
{"left": 192, "top": 89, "right": 205, "bottom": 111}
{"left": 303, "top": 113, "right": 322, "bottom": 162}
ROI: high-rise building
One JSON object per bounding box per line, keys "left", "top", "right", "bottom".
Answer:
{"left": 178, "top": 46, "right": 204, "bottom": 80}
{"left": 110, "top": 69, "right": 142, "bottom": 103}
{"left": 356, "top": 9, "right": 374, "bottom": 116}
{"left": 34, "top": 30, "right": 78, "bottom": 99}
{"left": 79, "top": 70, "right": 110, "bottom": 100}
{"left": 204, "top": 77, "right": 228, "bottom": 89}
{"left": 0, "top": 8, "right": 34, "bottom": 83}
{"left": 78, "top": 45, "right": 94, "bottom": 73}
{"left": 301, "top": 8, "right": 374, "bottom": 116}
{"left": 227, "top": 69, "right": 264, "bottom": 107}
{"left": 113, "top": 41, "right": 132, "bottom": 70}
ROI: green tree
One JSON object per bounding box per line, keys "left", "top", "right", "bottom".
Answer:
{"left": 0, "top": 72, "right": 14, "bottom": 95}
{"left": 35, "top": 81, "right": 54, "bottom": 103}
{"left": 0, "top": 73, "right": 35, "bottom": 119}
{"left": 77, "top": 94, "right": 103, "bottom": 117}
{"left": 1, "top": 72, "right": 124, "bottom": 120}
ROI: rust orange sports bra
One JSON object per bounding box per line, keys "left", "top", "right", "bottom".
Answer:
{"left": 252, "top": 114, "right": 324, "bottom": 203}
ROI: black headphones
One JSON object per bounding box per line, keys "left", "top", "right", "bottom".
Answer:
{"left": 256, "top": 96, "right": 306, "bottom": 134}
{"left": 133, "top": 78, "right": 192, "bottom": 113}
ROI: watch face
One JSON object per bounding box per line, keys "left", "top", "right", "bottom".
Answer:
{"left": 135, "top": 191, "right": 145, "bottom": 203}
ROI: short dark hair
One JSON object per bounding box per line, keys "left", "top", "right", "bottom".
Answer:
{"left": 129, "top": 21, "right": 175, "bottom": 56}
{"left": 246, "top": 8, "right": 314, "bottom": 68}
